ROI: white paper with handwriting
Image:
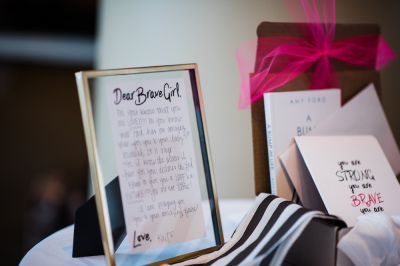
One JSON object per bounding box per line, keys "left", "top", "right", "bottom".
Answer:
{"left": 292, "top": 135, "right": 400, "bottom": 227}
{"left": 106, "top": 78, "right": 205, "bottom": 253}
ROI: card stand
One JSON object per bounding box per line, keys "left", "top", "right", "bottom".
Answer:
{"left": 72, "top": 176, "right": 126, "bottom": 257}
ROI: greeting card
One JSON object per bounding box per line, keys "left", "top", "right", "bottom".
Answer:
{"left": 281, "top": 135, "right": 400, "bottom": 227}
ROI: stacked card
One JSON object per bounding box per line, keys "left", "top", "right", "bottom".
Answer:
{"left": 264, "top": 83, "right": 400, "bottom": 226}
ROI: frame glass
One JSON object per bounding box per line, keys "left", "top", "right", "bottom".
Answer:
{"left": 75, "top": 64, "right": 223, "bottom": 265}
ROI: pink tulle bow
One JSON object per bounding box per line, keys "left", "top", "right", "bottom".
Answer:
{"left": 236, "top": 0, "right": 397, "bottom": 109}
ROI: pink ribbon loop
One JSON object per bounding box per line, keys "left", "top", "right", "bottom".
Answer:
{"left": 236, "top": 0, "right": 397, "bottom": 109}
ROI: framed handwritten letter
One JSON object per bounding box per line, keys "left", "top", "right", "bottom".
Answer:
{"left": 75, "top": 64, "right": 223, "bottom": 265}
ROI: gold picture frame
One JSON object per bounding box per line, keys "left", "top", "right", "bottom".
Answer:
{"left": 75, "top": 64, "right": 224, "bottom": 265}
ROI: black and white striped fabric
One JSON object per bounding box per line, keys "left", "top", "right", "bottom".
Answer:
{"left": 174, "top": 193, "right": 345, "bottom": 266}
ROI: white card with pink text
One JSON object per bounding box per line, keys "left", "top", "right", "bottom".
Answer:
{"left": 293, "top": 135, "right": 400, "bottom": 226}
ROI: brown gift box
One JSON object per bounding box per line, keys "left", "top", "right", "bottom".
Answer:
{"left": 252, "top": 22, "right": 381, "bottom": 195}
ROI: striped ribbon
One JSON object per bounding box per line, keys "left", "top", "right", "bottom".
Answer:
{"left": 173, "top": 193, "right": 346, "bottom": 266}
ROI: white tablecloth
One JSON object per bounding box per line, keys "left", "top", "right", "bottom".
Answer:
{"left": 20, "top": 198, "right": 255, "bottom": 266}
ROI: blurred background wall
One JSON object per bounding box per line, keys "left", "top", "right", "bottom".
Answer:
{"left": 0, "top": 0, "right": 398, "bottom": 264}
{"left": 0, "top": 1, "right": 96, "bottom": 264}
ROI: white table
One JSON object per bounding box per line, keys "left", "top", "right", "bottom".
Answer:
{"left": 20, "top": 199, "right": 255, "bottom": 266}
